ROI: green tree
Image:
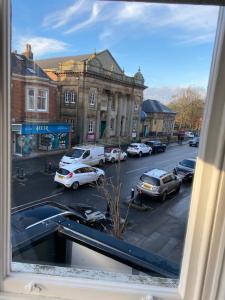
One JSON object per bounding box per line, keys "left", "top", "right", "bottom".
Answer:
{"left": 168, "top": 87, "right": 205, "bottom": 132}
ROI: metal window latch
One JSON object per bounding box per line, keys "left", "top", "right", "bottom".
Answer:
{"left": 24, "top": 281, "right": 43, "bottom": 293}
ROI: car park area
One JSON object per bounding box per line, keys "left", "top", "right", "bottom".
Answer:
{"left": 12, "top": 143, "right": 197, "bottom": 266}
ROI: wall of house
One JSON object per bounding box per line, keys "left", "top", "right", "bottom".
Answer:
{"left": 11, "top": 77, "right": 58, "bottom": 123}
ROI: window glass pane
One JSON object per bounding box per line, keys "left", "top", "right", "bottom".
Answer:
{"left": 11, "top": 0, "right": 219, "bottom": 281}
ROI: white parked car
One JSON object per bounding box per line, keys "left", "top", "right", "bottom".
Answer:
{"left": 59, "top": 145, "right": 105, "bottom": 168}
{"left": 54, "top": 163, "right": 105, "bottom": 190}
{"left": 185, "top": 131, "right": 194, "bottom": 138}
{"left": 127, "top": 143, "right": 152, "bottom": 157}
{"left": 105, "top": 148, "right": 127, "bottom": 163}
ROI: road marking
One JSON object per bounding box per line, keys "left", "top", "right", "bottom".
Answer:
{"left": 92, "top": 194, "right": 105, "bottom": 199}
{"left": 12, "top": 192, "right": 63, "bottom": 210}
{"left": 126, "top": 167, "right": 148, "bottom": 174}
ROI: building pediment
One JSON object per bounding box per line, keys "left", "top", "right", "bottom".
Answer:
{"left": 90, "top": 50, "right": 123, "bottom": 75}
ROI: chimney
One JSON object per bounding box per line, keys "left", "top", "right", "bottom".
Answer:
{"left": 22, "top": 44, "right": 33, "bottom": 60}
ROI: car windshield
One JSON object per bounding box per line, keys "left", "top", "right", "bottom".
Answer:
{"left": 140, "top": 175, "right": 160, "bottom": 186}
{"left": 57, "top": 168, "right": 70, "bottom": 175}
{"left": 105, "top": 148, "right": 112, "bottom": 153}
{"left": 180, "top": 159, "right": 196, "bottom": 169}
{"left": 65, "top": 148, "right": 85, "bottom": 158}
{"left": 129, "top": 145, "right": 138, "bottom": 148}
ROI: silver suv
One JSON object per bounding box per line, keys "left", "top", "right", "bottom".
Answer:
{"left": 136, "top": 168, "right": 181, "bottom": 201}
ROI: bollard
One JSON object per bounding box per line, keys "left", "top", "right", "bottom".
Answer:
{"left": 44, "top": 160, "right": 48, "bottom": 173}
{"left": 19, "top": 168, "right": 25, "bottom": 180}
{"left": 16, "top": 167, "right": 20, "bottom": 178}
{"left": 131, "top": 188, "right": 135, "bottom": 201}
{"left": 48, "top": 161, "right": 52, "bottom": 174}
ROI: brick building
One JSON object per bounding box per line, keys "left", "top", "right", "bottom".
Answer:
{"left": 37, "top": 50, "right": 146, "bottom": 145}
{"left": 11, "top": 45, "right": 71, "bottom": 156}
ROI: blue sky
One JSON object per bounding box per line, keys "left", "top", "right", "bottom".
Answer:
{"left": 12, "top": 0, "right": 219, "bottom": 101}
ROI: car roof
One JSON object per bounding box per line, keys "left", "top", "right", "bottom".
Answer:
{"left": 60, "top": 163, "right": 92, "bottom": 170}
{"left": 180, "top": 158, "right": 196, "bottom": 162}
{"left": 144, "top": 168, "right": 169, "bottom": 179}
{"left": 130, "top": 143, "right": 142, "bottom": 146}
{"left": 72, "top": 145, "right": 104, "bottom": 150}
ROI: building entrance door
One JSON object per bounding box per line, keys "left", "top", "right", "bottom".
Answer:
{"left": 100, "top": 121, "right": 106, "bottom": 138}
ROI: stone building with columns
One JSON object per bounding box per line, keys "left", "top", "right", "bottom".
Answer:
{"left": 37, "top": 50, "right": 146, "bottom": 145}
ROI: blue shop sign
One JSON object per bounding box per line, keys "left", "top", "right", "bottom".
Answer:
{"left": 21, "top": 123, "right": 71, "bottom": 135}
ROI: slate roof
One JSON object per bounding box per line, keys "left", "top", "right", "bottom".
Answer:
{"left": 36, "top": 53, "right": 93, "bottom": 70}
{"left": 12, "top": 52, "right": 50, "bottom": 79}
{"left": 142, "top": 99, "right": 176, "bottom": 114}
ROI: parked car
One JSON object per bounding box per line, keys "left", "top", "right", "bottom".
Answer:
{"left": 189, "top": 137, "right": 200, "bottom": 147}
{"left": 185, "top": 131, "right": 195, "bottom": 138}
{"left": 54, "top": 163, "right": 105, "bottom": 190}
{"left": 11, "top": 202, "right": 112, "bottom": 235}
{"left": 136, "top": 168, "right": 181, "bottom": 201}
{"left": 145, "top": 140, "right": 167, "bottom": 154}
{"left": 59, "top": 145, "right": 105, "bottom": 168}
{"left": 105, "top": 148, "right": 127, "bottom": 163}
{"left": 174, "top": 158, "right": 196, "bottom": 181}
{"left": 127, "top": 143, "right": 152, "bottom": 157}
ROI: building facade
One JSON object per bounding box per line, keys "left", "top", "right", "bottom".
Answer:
{"left": 37, "top": 50, "right": 146, "bottom": 145}
{"left": 141, "top": 99, "right": 176, "bottom": 138}
{"left": 11, "top": 45, "right": 71, "bottom": 156}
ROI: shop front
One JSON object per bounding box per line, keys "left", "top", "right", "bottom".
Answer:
{"left": 12, "top": 123, "right": 71, "bottom": 156}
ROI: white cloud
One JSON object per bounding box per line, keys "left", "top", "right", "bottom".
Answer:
{"left": 42, "top": 0, "right": 89, "bottom": 29}
{"left": 65, "top": 2, "right": 105, "bottom": 34}
{"left": 16, "top": 36, "right": 69, "bottom": 58}
{"left": 144, "top": 86, "right": 206, "bottom": 104}
{"left": 42, "top": 2, "right": 219, "bottom": 45}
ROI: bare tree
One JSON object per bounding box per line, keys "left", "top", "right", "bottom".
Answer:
{"left": 168, "top": 87, "right": 205, "bottom": 131}
{"left": 96, "top": 151, "right": 131, "bottom": 240}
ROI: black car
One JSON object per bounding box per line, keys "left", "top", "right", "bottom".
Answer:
{"left": 189, "top": 137, "right": 200, "bottom": 147}
{"left": 11, "top": 202, "right": 112, "bottom": 234}
{"left": 145, "top": 140, "right": 167, "bottom": 154}
{"left": 174, "top": 158, "right": 196, "bottom": 181}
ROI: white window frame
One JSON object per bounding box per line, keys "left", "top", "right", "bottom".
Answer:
{"left": 37, "top": 88, "right": 48, "bottom": 112}
{"left": 26, "top": 87, "right": 35, "bottom": 111}
{"left": 64, "top": 90, "right": 76, "bottom": 104}
{"left": 88, "top": 120, "right": 95, "bottom": 133}
{"left": 1, "top": 2, "right": 225, "bottom": 300}
{"left": 89, "top": 90, "right": 96, "bottom": 107}
{"left": 26, "top": 86, "right": 48, "bottom": 112}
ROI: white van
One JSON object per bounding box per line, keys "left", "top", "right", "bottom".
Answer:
{"left": 59, "top": 145, "right": 105, "bottom": 167}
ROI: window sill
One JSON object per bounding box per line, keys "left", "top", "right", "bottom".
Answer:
{"left": 0, "top": 262, "right": 180, "bottom": 300}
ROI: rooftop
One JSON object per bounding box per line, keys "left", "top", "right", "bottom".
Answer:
{"left": 142, "top": 99, "right": 176, "bottom": 114}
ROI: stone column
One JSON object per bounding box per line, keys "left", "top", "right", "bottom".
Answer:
{"left": 105, "top": 93, "right": 112, "bottom": 141}
{"left": 136, "top": 96, "right": 142, "bottom": 140}
{"left": 125, "top": 94, "right": 130, "bottom": 137}
{"left": 82, "top": 89, "right": 88, "bottom": 144}
{"left": 116, "top": 92, "right": 121, "bottom": 139}
{"left": 128, "top": 94, "right": 134, "bottom": 141}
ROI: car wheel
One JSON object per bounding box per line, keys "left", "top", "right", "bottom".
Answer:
{"left": 123, "top": 155, "right": 127, "bottom": 161}
{"left": 97, "top": 175, "right": 104, "bottom": 185}
{"left": 161, "top": 192, "right": 167, "bottom": 202}
{"left": 148, "top": 150, "right": 152, "bottom": 155}
{"left": 99, "top": 159, "right": 104, "bottom": 167}
{"left": 111, "top": 157, "right": 115, "bottom": 163}
{"left": 72, "top": 181, "right": 79, "bottom": 191}
{"left": 54, "top": 182, "right": 61, "bottom": 188}
{"left": 139, "top": 151, "right": 142, "bottom": 158}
